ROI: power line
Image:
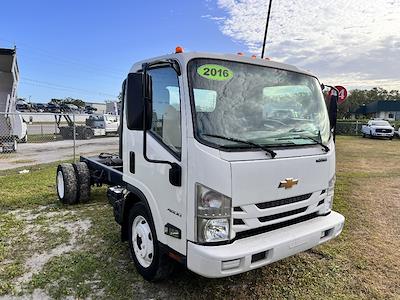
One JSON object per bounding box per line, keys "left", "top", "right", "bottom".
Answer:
{"left": 0, "top": 36, "right": 128, "bottom": 76}
{"left": 20, "top": 78, "right": 118, "bottom": 98}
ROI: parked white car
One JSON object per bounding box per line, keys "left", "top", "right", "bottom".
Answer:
{"left": 361, "top": 119, "right": 394, "bottom": 139}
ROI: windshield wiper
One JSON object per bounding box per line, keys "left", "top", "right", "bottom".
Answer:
{"left": 201, "top": 134, "right": 277, "bottom": 158}
{"left": 277, "top": 131, "right": 329, "bottom": 153}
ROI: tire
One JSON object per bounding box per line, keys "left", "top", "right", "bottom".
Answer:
{"left": 56, "top": 163, "right": 78, "bottom": 204}
{"left": 73, "top": 162, "right": 91, "bottom": 203}
{"left": 362, "top": 133, "right": 366, "bottom": 138}
{"left": 83, "top": 128, "right": 94, "bottom": 140}
{"left": 20, "top": 135, "right": 28, "bottom": 143}
{"left": 128, "top": 202, "right": 174, "bottom": 281}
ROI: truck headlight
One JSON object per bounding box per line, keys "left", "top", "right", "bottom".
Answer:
{"left": 319, "top": 175, "right": 335, "bottom": 215}
{"left": 196, "top": 183, "right": 231, "bottom": 243}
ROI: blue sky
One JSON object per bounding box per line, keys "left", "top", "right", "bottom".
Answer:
{"left": 1, "top": 0, "right": 399, "bottom": 103}
{"left": 0, "top": 0, "right": 236, "bottom": 103}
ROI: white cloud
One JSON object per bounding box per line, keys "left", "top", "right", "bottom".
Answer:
{"left": 208, "top": 0, "right": 400, "bottom": 90}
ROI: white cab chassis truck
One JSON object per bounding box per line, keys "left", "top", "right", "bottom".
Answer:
{"left": 56, "top": 51, "right": 345, "bottom": 281}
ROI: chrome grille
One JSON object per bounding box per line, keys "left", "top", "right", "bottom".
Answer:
{"left": 254, "top": 193, "right": 312, "bottom": 209}
{"left": 258, "top": 207, "right": 308, "bottom": 223}
{"left": 232, "top": 189, "right": 326, "bottom": 234}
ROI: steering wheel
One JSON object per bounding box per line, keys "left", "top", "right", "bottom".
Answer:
{"left": 264, "top": 118, "right": 287, "bottom": 127}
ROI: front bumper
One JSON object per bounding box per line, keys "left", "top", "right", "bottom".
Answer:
{"left": 373, "top": 132, "right": 393, "bottom": 137}
{"left": 187, "top": 211, "right": 344, "bottom": 278}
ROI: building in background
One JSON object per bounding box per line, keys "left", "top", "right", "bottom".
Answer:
{"left": 352, "top": 100, "right": 400, "bottom": 120}
{"left": 106, "top": 100, "right": 120, "bottom": 115}
{"left": 85, "top": 102, "right": 107, "bottom": 114}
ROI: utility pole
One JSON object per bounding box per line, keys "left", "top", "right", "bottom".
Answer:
{"left": 261, "top": 0, "right": 273, "bottom": 58}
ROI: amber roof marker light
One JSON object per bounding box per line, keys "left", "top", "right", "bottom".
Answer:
{"left": 175, "top": 46, "right": 184, "bottom": 53}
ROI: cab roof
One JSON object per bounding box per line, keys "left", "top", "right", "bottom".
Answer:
{"left": 129, "top": 52, "right": 316, "bottom": 78}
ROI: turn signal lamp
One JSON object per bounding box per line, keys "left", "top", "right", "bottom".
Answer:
{"left": 175, "top": 46, "right": 184, "bottom": 53}
{"left": 251, "top": 55, "right": 257, "bottom": 59}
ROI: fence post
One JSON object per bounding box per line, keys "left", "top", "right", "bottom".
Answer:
{"left": 54, "top": 118, "right": 57, "bottom": 140}
{"left": 73, "top": 113, "right": 76, "bottom": 163}
{"left": 355, "top": 120, "right": 358, "bottom": 135}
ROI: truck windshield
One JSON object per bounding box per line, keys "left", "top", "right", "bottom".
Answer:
{"left": 187, "top": 58, "right": 330, "bottom": 149}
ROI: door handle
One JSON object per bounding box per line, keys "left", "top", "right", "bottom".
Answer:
{"left": 130, "top": 151, "right": 135, "bottom": 174}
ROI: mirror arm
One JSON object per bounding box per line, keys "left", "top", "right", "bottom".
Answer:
{"left": 141, "top": 63, "right": 182, "bottom": 187}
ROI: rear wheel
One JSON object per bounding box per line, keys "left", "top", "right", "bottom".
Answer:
{"left": 83, "top": 128, "right": 94, "bottom": 140}
{"left": 128, "top": 203, "right": 174, "bottom": 281}
{"left": 57, "top": 163, "right": 78, "bottom": 204}
{"left": 73, "top": 162, "right": 91, "bottom": 202}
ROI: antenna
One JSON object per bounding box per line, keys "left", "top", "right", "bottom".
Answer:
{"left": 261, "top": 0, "right": 273, "bottom": 58}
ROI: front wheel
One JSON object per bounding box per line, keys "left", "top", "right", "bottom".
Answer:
{"left": 128, "top": 203, "right": 174, "bottom": 281}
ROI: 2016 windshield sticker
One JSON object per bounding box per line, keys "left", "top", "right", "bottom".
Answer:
{"left": 197, "top": 64, "right": 233, "bottom": 81}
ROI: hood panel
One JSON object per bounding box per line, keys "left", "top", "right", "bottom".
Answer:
{"left": 231, "top": 154, "right": 333, "bottom": 206}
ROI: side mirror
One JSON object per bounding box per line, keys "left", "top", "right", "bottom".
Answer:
{"left": 328, "top": 90, "right": 338, "bottom": 130}
{"left": 125, "top": 72, "right": 152, "bottom": 130}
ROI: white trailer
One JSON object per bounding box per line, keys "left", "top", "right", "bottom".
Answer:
{"left": 56, "top": 50, "right": 345, "bottom": 281}
{"left": 0, "top": 47, "right": 27, "bottom": 152}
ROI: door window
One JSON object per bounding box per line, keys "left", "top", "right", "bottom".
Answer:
{"left": 147, "top": 67, "right": 181, "bottom": 156}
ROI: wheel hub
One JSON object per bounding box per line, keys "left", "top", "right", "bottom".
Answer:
{"left": 132, "top": 215, "right": 154, "bottom": 267}
{"left": 57, "top": 171, "right": 64, "bottom": 199}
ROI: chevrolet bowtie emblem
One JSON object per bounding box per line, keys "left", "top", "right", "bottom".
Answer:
{"left": 279, "top": 178, "right": 299, "bottom": 189}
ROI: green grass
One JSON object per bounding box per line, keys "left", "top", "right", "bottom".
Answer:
{"left": 0, "top": 136, "right": 399, "bottom": 299}
{"left": 0, "top": 162, "right": 61, "bottom": 210}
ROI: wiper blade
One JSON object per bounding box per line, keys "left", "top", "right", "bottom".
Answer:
{"left": 277, "top": 131, "right": 329, "bottom": 153}
{"left": 201, "top": 134, "right": 277, "bottom": 158}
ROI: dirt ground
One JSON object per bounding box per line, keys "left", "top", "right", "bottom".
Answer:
{"left": 0, "top": 136, "right": 399, "bottom": 299}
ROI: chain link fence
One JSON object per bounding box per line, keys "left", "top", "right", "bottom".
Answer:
{"left": 0, "top": 112, "right": 119, "bottom": 171}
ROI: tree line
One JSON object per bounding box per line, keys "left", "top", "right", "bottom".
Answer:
{"left": 337, "top": 87, "right": 400, "bottom": 119}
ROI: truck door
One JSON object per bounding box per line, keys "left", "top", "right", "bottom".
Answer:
{"left": 123, "top": 65, "right": 187, "bottom": 255}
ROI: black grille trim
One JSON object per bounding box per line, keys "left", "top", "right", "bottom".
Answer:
{"left": 233, "top": 219, "right": 245, "bottom": 225}
{"left": 376, "top": 129, "right": 392, "bottom": 133}
{"left": 317, "top": 199, "right": 324, "bottom": 206}
{"left": 233, "top": 207, "right": 243, "bottom": 212}
{"left": 235, "top": 212, "right": 320, "bottom": 240}
{"left": 258, "top": 207, "right": 308, "bottom": 223}
{"left": 255, "top": 193, "right": 312, "bottom": 210}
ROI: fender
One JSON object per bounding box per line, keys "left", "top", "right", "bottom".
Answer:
{"left": 119, "top": 183, "right": 156, "bottom": 241}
